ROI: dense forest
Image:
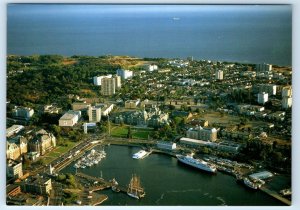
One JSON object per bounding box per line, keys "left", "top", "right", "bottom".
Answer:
{"left": 7, "top": 55, "right": 136, "bottom": 109}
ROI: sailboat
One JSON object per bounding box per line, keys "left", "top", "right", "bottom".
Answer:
{"left": 127, "top": 174, "right": 146, "bottom": 199}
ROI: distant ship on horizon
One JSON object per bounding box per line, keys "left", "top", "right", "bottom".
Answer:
{"left": 172, "top": 17, "right": 181, "bottom": 20}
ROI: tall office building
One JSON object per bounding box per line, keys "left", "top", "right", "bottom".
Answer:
{"left": 114, "top": 75, "right": 121, "bottom": 89}
{"left": 116, "top": 69, "right": 133, "bottom": 80}
{"left": 215, "top": 70, "right": 224, "bottom": 80}
{"left": 101, "top": 77, "right": 116, "bottom": 96}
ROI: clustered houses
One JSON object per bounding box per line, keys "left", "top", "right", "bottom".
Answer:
{"left": 6, "top": 126, "right": 57, "bottom": 161}
{"left": 113, "top": 107, "right": 169, "bottom": 128}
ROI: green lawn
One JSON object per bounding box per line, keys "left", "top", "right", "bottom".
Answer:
{"left": 42, "top": 141, "right": 77, "bottom": 164}
{"left": 111, "top": 126, "right": 153, "bottom": 139}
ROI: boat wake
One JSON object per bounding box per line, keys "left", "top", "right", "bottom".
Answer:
{"left": 155, "top": 188, "right": 227, "bottom": 205}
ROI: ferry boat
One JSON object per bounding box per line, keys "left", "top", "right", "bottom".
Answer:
{"left": 132, "top": 150, "right": 150, "bottom": 159}
{"left": 176, "top": 154, "right": 217, "bottom": 173}
{"left": 127, "top": 174, "right": 145, "bottom": 199}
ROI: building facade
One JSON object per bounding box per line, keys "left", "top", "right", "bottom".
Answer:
{"left": 59, "top": 110, "right": 81, "bottom": 127}
{"left": 116, "top": 69, "right": 133, "bottom": 80}
{"left": 88, "top": 106, "right": 101, "bottom": 122}
{"left": 256, "top": 63, "right": 272, "bottom": 72}
{"left": 7, "top": 159, "right": 23, "bottom": 179}
{"left": 257, "top": 92, "right": 269, "bottom": 104}
{"left": 101, "top": 77, "right": 116, "bottom": 96}
{"left": 28, "top": 129, "right": 56, "bottom": 156}
{"left": 186, "top": 126, "right": 217, "bottom": 141}
{"left": 93, "top": 74, "right": 112, "bottom": 86}
{"left": 215, "top": 70, "right": 224, "bottom": 80}
{"left": 12, "top": 106, "right": 34, "bottom": 120}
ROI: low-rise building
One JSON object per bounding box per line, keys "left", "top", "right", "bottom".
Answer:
{"left": 21, "top": 176, "right": 52, "bottom": 195}
{"left": 125, "top": 99, "right": 140, "bottom": 109}
{"left": 6, "top": 125, "right": 24, "bottom": 138}
{"left": 282, "top": 97, "right": 292, "bottom": 109}
{"left": 186, "top": 126, "right": 217, "bottom": 142}
{"left": 257, "top": 92, "right": 268, "bottom": 104}
{"left": 7, "top": 185, "right": 21, "bottom": 197}
{"left": 116, "top": 69, "right": 133, "bottom": 80}
{"left": 6, "top": 142, "right": 21, "bottom": 160}
{"left": 179, "top": 137, "right": 212, "bottom": 147}
{"left": 7, "top": 159, "right": 23, "bottom": 179}
{"left": 96, "top": 103, "right": 114, "bottom": 116}
{"left": 71, "top": 101, "right": 91, "bottom": 111}
{"left": 59, "top": 110, "right": 81, "bottom": 127}
{"left": 216, "top": 141, "right": 241, "bottom": 153}
{"left": 157, "top": 141, "right": 176, "bottom": 150}
{"left": 12, "top": 106, "right": 34, "bottom": 120}
{"left": 145, "top": 64, "right": 158, "bottom": 71}
{"left": 43, "top": 104, "right": 61, "bottom": 114}
{"left": 28, "top": 129, "right": 56, "bottom": 156}
{"left": 282, "top": 86, "right": 292, "bottom": 97}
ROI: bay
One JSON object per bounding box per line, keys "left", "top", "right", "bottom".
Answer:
{"left": 61, "top": 145, "right": 283, "bottom": 206}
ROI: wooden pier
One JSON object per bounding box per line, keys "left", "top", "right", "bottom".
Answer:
{"left": 75, "top": 172, "right": 128, "bottom": 194}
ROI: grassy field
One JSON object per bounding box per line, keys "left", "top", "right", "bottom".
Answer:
{"left": 111, "top": 126, "right": 153, "bottom": 139}
{"left": 42, "top": 141, "right": 77, "bottom": 164}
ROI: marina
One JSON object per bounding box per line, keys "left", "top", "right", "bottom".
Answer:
{"left": 74, "top": 148, "right": 106, "bottom": 169}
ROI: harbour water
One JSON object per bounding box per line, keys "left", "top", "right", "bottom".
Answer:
{"left": 61, "top": 145, "right": 284, "bottom": 206}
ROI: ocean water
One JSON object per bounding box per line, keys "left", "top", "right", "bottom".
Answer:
{"left": 7, "top": 4, "right": 292, "bottom": 66}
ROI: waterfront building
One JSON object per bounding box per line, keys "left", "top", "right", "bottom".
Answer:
{"left": 12, "top": 106, "right": 34, "bottom": 120}
{"left": 21, "top": 176, "right": 52, "bottom": 195}
{"left": 257, "top": 92, "right": 269, "bottom": 104}
{"left": 93, "top": 74, "right": 112, "bottom": 86}
{"left": 88, "top": 106, "right": 101, "bottom": 122}
{"left": 215, "top": 70, "right": 224, "bottom": 80}
{"left": 186, "top": 126, "right": 217, "bottom": 142}
{"left": 28, "top": 129, "right": 56, "bottom": 156}
{"left": 179, "top": 137, "right": 211, "bottom": 147}
{"left": 157, "top": 141, "right": 176, "bottom": 150}
{"left": 216, "top": 141, "right": 241, "bottom": 153}
{"left": 59, "top": 110, "right": 81, "bottom": 127}
{"left": 256, "top": 63, "right": 272, "bottom": 72}
{"left": 101, "top": 77, "right": 116, "bottom": 96}
{"left": 7, "top": 159, "right": 23, "bottom": 179}
{"left": 125, "top": 99, "right": 140, "bottom": 109}
{"left": 6, "top": 125, "right": 24, "bottom": 138}
{"left": 116, "top": 69, "right": 133, "bottom": 80}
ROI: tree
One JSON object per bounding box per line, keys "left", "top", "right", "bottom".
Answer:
{"left": 127, "top": 126, "right": 133, "bottom": 139}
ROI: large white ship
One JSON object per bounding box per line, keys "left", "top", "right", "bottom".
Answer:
{"left": 176, "top": 154, "right": 217, "bottom": 173}
{"left": 132, "top": 150, "right": 150, "bottom": 159}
